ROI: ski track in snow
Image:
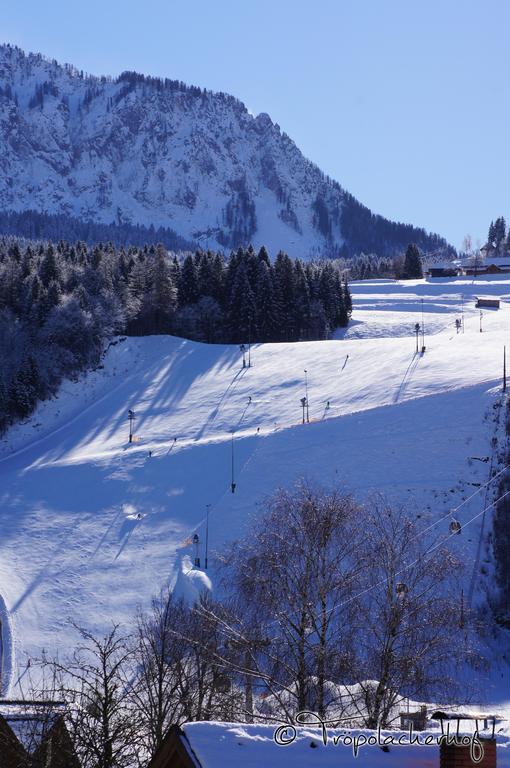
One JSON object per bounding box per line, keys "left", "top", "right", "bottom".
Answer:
{"left": 2, "top": 276, "right": 510, "bottom": 706}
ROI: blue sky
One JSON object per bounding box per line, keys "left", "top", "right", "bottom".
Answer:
{"left": 2, "top": 0, "right": 508, "bottom": 249}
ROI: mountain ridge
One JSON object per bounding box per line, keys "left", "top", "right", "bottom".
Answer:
{"left": 0, "top": 43, "right": 454, "bottom": 259}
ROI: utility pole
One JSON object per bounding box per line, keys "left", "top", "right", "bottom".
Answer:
{"left": 414, "top": 322, "right": 420, "bottom": 353}
{"left": 479, "top": 310, "right": 483, "bottom": 333}
{"left": 127, "top": 409, "right": 136, "bottom": 443}
{"left": 205, "top": 504, "right": 211, "bottom": 569}
{"left": 193, "top": 533, "right": 200, "bottom": 568}
{"left": 461, "top": 293, "right": 465, "bottom": 333}
{"left": 304, "top": 369, "right": 309, "bottom": 423}
{"left": 420, "top": 298, "right": 426, "bottom": 353}
{"left": 504, "top": 346, "right": 507, "bottom": 393}
{"left": 240, "top": 344, "right": 246, "bottom": 368}
{"left": 248, "top": 318, "right": 252, "bottom": 368}
{"left": 300, "top": 396, "right": 307, "bottom": 424}
{"left": 231, "top": 431, "right": 236, "bottom": 493}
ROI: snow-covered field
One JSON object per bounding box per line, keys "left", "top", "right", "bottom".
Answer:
{"left": 1, "top": 275, "right": 510, "bottom": 720}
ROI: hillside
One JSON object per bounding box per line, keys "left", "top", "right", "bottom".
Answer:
{"left": 0, "top": 275, "right": 509, "bottom": 707}
{"left": 0, "top": 44, "right": 454, "bottom": 259}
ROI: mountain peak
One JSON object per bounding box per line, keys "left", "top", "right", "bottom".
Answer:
{"left": 0, "top": 44, "right": 453, "bottom": 259}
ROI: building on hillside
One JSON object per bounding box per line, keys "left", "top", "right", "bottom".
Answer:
{"left": 427, "top": 263, "right": 461, "bottom": 278}
{"left": 461, "top": 256, "right": 510, "bottom": 275}
{"left": 0, "top": 700, "right": 80, "bottom": 768}
{"left": 475, "top": 297, "right": 500, "bottom": 309}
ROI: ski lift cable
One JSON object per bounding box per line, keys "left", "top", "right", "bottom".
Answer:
{"left": 467, "top": 446, "right": 498, "bottom": 606}
{"left": 409, "top": 460, "right": 510, "bottom": 542}
{"left": 263, "top": 486, "right": 510, "bottom": 633}
{"left": 317, "top": 487, "right": 510, "bottom": 623}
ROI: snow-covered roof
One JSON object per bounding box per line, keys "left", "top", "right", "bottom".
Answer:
{"left": 481, "top": 257, "right": 510, "bottom": 265}
{"left": 460, "top": 257, "right": 510, "bottom": 267}
{"left": 179, "top": 721, "right": 510, "bottom": 767}
{"left": 431, "top": 710, "right": 504, "bottom": 721}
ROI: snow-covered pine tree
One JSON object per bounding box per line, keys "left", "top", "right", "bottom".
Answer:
{"left": 273, "top": 251, "right": 296, "bottom": 340}
{"left": 254, "top": 259, "right": 279, "bottom": 342}
{"left": 226, "top": 259, "right": 256, "bottom": 343}
{"left": 151, "top": 245, "right": 177, "bottom": 332}
{"left": 178, "top": 254, "right": 200, "bottom": 306}
{"left": 402, "top": 243, "right": 423, "bottom": 279}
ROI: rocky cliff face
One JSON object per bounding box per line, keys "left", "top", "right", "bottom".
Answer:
{"left": 0, "top": 44, "right": 452, "bottom": 258}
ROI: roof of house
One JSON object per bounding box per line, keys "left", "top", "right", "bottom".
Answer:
{"left": 431, "top": 710, "right": 504, "bottom": 722}
{"left": 146, "top": 712, "right": 510, "bottom": 768}
{"left": 155, "top": 721, "right": 477, "bottom": 768}
{"left": 460, "top": 257, "right": 510, "bottom": 268}
{"left": 0, "top": 700, "right": 66, "bottom": 751}
{"left": 0, "top": 700, "right": 79, "bottom": 768}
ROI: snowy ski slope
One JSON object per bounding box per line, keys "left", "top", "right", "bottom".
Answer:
{"left": 1, "top": 276, "right": 509, "bottom": 704}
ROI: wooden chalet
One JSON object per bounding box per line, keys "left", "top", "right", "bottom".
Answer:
{"left": 428, "top": 264, "right": 460, "bottom": 278}
{"left": 0, "top": 700, "right": 80, "bottom": 768}
{"left": 147, "top": 725, "right": 201, "bottom": 768}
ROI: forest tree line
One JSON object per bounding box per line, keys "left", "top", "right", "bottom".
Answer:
{"left": 0, "top": 238, "right": 351, "bottom": 433}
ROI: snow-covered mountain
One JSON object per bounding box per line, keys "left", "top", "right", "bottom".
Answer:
{"left": 0, "top": 44, "right": 452, "bottom": 259}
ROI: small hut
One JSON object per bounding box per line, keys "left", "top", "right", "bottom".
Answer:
{"left": 431, "top": 710, "right": 504, "bottom": 768}
{"left": 400, "top": 704, "right": 428, "bottom": 731}
{"left": 475, "top": 297, "right": 500, "bottom": 309}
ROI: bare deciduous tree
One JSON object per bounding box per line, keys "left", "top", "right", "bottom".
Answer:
{"left": 205, "top": 482, "right": 365, "bottom": 721}
{"left": 131, "top": 591, "right": 244, "bottom": 762}
{"left": 48, "top": 623, "right": 137, "bottom": 768}
{"left": 351, "top": 501, "right": 479, "bottom": 728}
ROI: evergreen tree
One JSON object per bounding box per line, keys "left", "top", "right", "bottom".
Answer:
{"left": 293, "top": 260, "right": 312, "bottom": 340}
{"left": 343, "top": 278, "right": 352, "bottom": 317}
{"left": 39, "top": 244, "right": 60, "bottom": 287}
{"left": 488, "top": 220, "right": 496, "bottom": 248}
{"left": 273, "top": 251, "right": 296, "bottom": 340}
{"left": 151, "top": 245, "right": 177, "bottom": 332}
{"left": 126, "top": 258, "right": 149, "bottom": 333}
{"left": 178, "top": 254, "right": 200, "bottom": 306}
{"left": 227, "top": 260, "right": 256, "bottom": 343}
{"left": 254, "top": 260, "right": 279, "bottom": 342}
{"left": 402, "top": 244, "right": 423, "bottom": 279}
{"left": 494, "top": 217, "right": 507, "bottom": 252}
{"left": 318, "top": 263, "right": 338, "bottom": 331}
{"left": 257, "top": 245, "right": 270, "bottom": 266}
